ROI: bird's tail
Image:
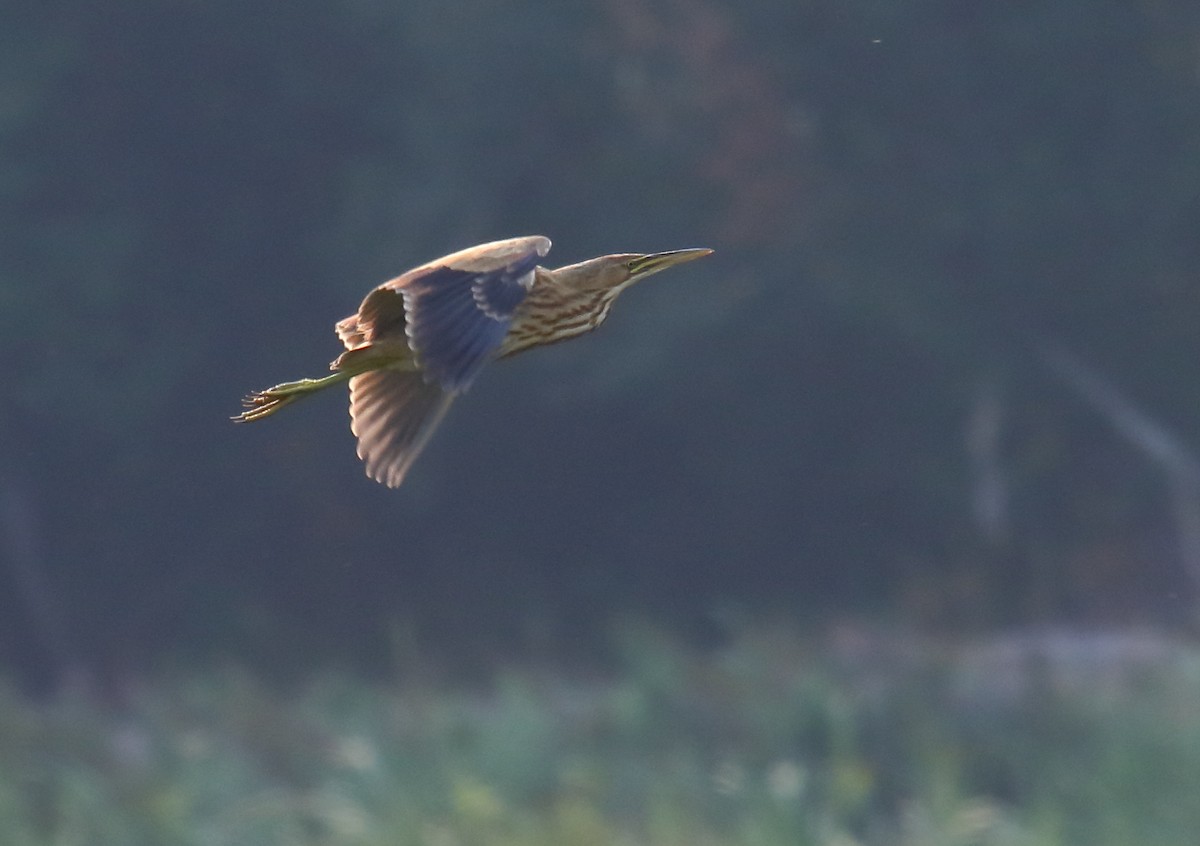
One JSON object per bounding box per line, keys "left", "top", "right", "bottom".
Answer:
{"left": 232, "top": 371, "right": 352, "bottom": 422}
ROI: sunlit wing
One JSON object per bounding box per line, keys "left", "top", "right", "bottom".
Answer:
{"left": 349, "top": 369, "right": 454, "bottom": 488}
{"left": 400, "top": 254, "right": 541, "bottom": 391}
{"left": 352, "top": 236, "right": 549, "bottom": 392}
{"left": 339, "top": 237, "right": 551, "bottom": 485}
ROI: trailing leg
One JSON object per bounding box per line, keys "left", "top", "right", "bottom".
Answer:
{"left": 232, "top": 372, "right": 352, "bottom": 422}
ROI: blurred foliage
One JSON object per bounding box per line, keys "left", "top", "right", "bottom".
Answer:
{"left": 1, "top": 0, "right": 1200, "bottom": 676}
{"left": 2, "top": 624, "right": 1200, "bottom": 844}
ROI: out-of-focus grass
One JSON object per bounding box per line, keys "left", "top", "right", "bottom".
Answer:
{"left": 2, "top": 623, "right": 1199, "bottom": 845}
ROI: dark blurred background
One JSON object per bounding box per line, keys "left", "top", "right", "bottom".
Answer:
{"left": 3, "top": 0, "right": 1200, "bottom": 687}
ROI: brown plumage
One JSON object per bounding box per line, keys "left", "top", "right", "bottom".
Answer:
{"left": 234, "top": 236, "right": 712, "bottom": 487}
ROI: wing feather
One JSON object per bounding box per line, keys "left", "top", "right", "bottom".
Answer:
{"left": 349, "top": 369, "right": 454, "bottom": 488}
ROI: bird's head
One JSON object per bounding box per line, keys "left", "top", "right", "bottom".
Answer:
{"left": 555, "top": 248, "right": 713, "bottom": 293}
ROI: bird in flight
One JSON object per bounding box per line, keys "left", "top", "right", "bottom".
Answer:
{"left": 234, "top": 236, "right": 712, "bottom": 487}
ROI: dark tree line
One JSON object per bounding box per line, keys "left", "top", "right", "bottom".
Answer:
{"left": 2, "top": 0, "right": 1199, "bottom": 683}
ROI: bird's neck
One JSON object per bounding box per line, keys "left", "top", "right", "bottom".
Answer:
{"left": 498, "top": 268, "right": 618, "bottom": 359}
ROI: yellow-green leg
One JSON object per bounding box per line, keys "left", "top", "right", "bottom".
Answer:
{"left": 232, "top": 371, "right": 352, "bottom": 422}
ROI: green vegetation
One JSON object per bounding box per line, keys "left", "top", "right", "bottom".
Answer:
{"left": 3, "top": 624, "right": 1198, "bottom": 845}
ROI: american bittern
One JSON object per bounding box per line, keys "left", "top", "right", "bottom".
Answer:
{"left": 234, "top": 236, "right": 712, "bottom": 487}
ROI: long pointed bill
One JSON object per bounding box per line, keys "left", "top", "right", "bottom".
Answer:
{"left": 627, "top": 247, "right": 714, "bottom": 280}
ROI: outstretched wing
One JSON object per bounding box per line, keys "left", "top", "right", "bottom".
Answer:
{"left": 353, "top": 236, "right": 550, "bottom": 393}
{"left": 349, "top": 369, "right": 454, "bottom": 488}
